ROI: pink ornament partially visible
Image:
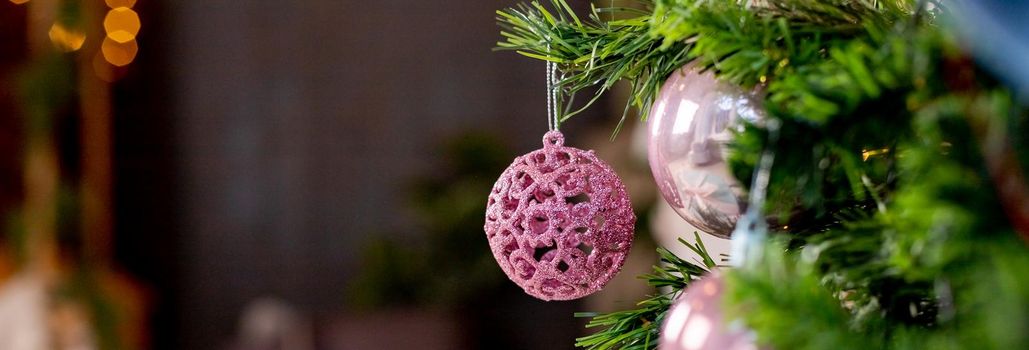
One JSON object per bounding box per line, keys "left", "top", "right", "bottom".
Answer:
{"left": 659, "top": 273, "right": 761, "bottom": 350}
{"left": 647, "top": 63, "right": 764, "bottom": 238}
{"left": 485, "top": 131, "right": 635, "bottom": 301}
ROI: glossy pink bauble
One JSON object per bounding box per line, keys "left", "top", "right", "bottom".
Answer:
{"left": 485, "top": 131, "right": 635, "bottom": 301}
{"left": 646, "top": 64, "right": 764, "bottom": 238}
{"left": 659, "top": 273, "right": 761, "bottom": 350}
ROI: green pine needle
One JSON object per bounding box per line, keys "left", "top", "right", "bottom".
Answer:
{"left": 575, "top": 233, "right": 716, "bottom": 350}
{"left": 497, "top": 0, "right": 690, "bottom": 136}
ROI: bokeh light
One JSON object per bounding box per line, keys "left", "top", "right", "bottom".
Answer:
{"left": 101, "top": 37, "right": 138, "bottom": 67}
{"left": 48, "top": 23, "right": 86, "bottom": 52}
{"left": 9, "top": 0, "right": 29, "bottom": 5}
{"left": 105, "top": 0, "right": 136, "bottom": 8}
{"left": 104, "top": 7, "right": 140, "bottom": 44}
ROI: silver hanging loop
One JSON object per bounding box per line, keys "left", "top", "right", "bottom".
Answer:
{"left": 545, "top": 51, "right": 560, "bottom": 131}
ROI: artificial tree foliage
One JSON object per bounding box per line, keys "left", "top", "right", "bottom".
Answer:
{"left": 496, "top": 1, "right": 1029, "bottom": 349}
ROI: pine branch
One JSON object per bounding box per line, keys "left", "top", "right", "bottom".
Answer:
{"left": 652, "top": 0, "right": 915, "bottom": 86}
{"left": 727, "top": 7, "right": 933, "bottom": 218}
{"left": 575, "top": 233, "right": 716, "bottom": 350}
{"left": 725, "top": 24, "right": 1029, "bottom": 350}
{"left": 495, "top": 1, "right": 914, "bottom": 135}
{"left": 724, "top": 239, "right": 882, "bottom": 350}
{"left": 497, "top": 0, "right": 690, "bottom": 135}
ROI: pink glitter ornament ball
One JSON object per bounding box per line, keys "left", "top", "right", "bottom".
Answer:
{"left": 485, "top": 131, "right": 635, "bottom": 301}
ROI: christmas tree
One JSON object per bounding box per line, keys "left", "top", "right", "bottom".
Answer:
{"left": 495, "top": 1, "right": 1029, "bottom": 349}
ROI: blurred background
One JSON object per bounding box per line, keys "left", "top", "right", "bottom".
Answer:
{"left": 0, "top": 0, "right": 731, "bottom": 349}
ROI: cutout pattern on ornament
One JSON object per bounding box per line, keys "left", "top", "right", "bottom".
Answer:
{"left": 485, "top": 131, "right": 635, "bottom": 300}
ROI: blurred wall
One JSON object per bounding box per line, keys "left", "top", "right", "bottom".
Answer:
{"left": 149, "top": 1, "right": 560, "bottom": 348}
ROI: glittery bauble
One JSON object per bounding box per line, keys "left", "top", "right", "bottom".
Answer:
{"left": 647, "top": 63, "right": 764, "bottom": 239}
{"left": 659, "top": 273, "right": 761, "bottom": 350}
{"left": 485, "top": 131, "right": 635, "bottom": 301}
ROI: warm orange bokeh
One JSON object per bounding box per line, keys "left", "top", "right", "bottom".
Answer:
{"left": 48, "top": 23, "right": 86, "bottom": 52}
{"left": 104, "top": 0, "right": 136, "bottom": 8}
{"left": 104, "top": 7, "right": 140, "bottom": 44}
{"left": 101, "top": 37, "right": 137, "bottom": 66}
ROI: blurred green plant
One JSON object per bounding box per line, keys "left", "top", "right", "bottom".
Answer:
{"left": 348, "top": 132, "right": 514, "bottom": 307}
{"left": 3, "top": 2, "right": 135, "bottom": 348}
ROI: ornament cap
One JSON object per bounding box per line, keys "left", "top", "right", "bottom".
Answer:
{"left": 543, "top": 130, "right": 565, "bottom": 147}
